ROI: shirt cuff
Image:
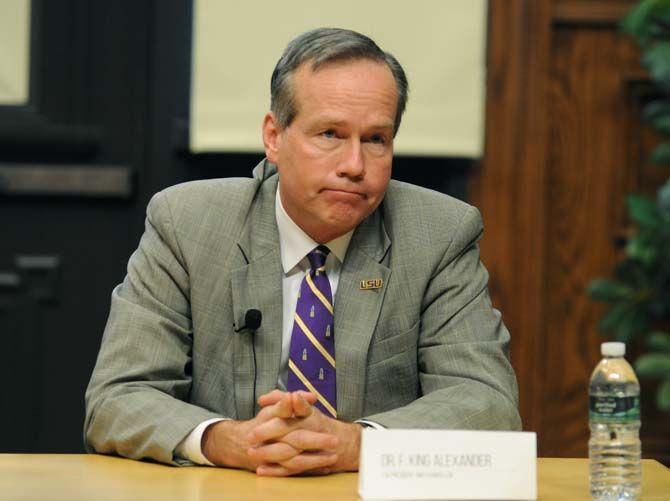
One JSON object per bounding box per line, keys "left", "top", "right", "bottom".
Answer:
{"left": 355, "top": 419, "right": 385, "bottom": 430}
{"left": 174, "top": 417, "right": 228, "bottom": 465}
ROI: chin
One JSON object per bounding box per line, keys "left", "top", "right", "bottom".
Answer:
{"left": 324, "top": 212, "right": 362, "bottom": 234}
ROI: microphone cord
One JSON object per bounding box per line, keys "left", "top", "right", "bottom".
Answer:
{"left": 251, "top": 333, "right": 257, "bottom": 415}
{"left": 236, "top": 309, "right": 262, "bottom": 416}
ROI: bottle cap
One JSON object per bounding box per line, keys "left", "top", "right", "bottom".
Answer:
{"left": 601, "top": 342, "right": 625, "bottom": 357}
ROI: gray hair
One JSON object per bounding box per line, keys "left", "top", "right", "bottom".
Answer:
{"left": 270, "top": 28, "right": 409, "bottom": 136}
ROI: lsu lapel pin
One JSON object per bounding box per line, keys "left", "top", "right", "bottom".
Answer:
{"left": 360, "top": 279, "right": 383, "bottom": 290}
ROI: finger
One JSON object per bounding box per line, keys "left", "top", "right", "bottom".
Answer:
{"left": 257, "top": 390, "right": 287, "bottom": 408}
{"left": 255, "top": 464, "right": 294, "bottom": 477}
{"left": 275, "top": 392, "right": 294, "bottom": 418}
{"left": 256, "top": 452, "right": 338, "bottom": 477}
{"left": 256, "top": 464, "right": 330, "bottom": 477}
{"left": 291, "top": 392, "right": 316, "bottom": 417}
{"left": 304, "top": 467, "right": 332, "bottom": 476}
{"left": 248, "top": 416, "right": 297, "bottom": 445}
{"left": 247, "top": 442, "right": 300, "bottom": 464}
{"left": 256, "top": 393, "right": 293, "bottom": 423}
{"left": 281, "top": 429, "right": 338, "bottom": 451}
{"left": 292, "top": 467, "right": 332, "bottom": 476}
{"left": 279, "top": 452, "right": 338, "bottom": 473}
{"left": 295, "top": 391, "right": 317, "bottom": 404}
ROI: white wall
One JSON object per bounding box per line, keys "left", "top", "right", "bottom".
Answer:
{"left": 191, "top": 1, "right": 487, "bottom": 157}
{"left": 0, "top": 0, "right": 30, "bottom": 105}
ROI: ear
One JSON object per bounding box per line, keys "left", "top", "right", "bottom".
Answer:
{"left": 262, "top": 112, "right": 282, "bottom": 164}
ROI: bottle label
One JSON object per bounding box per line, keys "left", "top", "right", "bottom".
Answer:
{"left": 589, "top": 395, "right": 640, "bottom": 423}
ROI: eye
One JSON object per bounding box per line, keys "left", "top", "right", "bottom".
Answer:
{"left": 321, "top": 129, "right": 336, "bottom": 139}
{"left": 368, "top": 134, "right": 386, "bottom": 145}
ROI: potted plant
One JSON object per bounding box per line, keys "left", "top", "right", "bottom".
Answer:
{"left": 588, "top": 0, "right": 670, "bottom": 412}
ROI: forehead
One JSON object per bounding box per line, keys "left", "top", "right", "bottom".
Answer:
{"left": 290, "top": 58, "right": 397, "bottom": 122}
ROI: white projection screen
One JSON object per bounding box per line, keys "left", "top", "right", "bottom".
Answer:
{"left": 0, "top": 0, "right": 30, "bottom": 105}
{"left": 191, "top": 1, "right": 487, "bottom": 157}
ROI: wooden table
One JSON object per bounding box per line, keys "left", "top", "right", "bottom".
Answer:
{"left": 1, "top": 455, "right": 669, "bottom": 500}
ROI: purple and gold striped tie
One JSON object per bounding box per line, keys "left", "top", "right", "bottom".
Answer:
{"left": 286, "top": 245, "right": 336, "bottom": 418}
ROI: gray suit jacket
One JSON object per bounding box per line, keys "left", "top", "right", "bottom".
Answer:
{"left": 84, "top": 160, "right": 521, "bottom": 465}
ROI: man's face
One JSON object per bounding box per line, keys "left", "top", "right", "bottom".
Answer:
{"left": 263, "top": 58, "right": 397, "bottom": 243}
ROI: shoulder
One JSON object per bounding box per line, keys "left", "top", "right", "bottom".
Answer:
{"left": 155, "top": 177, "right": 259, "bottom": 209}
{"left": 145, "top": 177, "right": 263, "bottom": 240}
{"left": 148, "top": 177, "right": 259, "bottom": 216}
{"left": 382, "top": 180, "right": 483, "bottom": 255}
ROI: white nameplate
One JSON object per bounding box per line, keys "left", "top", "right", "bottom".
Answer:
{"left": 359, "top": 429, "right": 537, "bottom": 500}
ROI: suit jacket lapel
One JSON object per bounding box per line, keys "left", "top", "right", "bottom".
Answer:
{"left": 231, "top": 167, "right": 283, "bottom": 419}
{"left": 229, "top": 160, "right": 392, "bottom": 421}
{"left": 334, "top": 208, "right": 391, "bottom": 421}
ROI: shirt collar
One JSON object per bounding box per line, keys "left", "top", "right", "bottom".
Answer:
{"left": 275, "top": 185, "right": 353, "bottom": 274}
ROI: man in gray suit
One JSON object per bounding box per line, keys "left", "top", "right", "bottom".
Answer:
{"left": 85, "top": 28, "right": 520, "bottom": 476}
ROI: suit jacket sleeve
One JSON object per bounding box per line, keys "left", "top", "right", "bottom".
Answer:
{"left": 84, "top": 191, "right": 224, "bottom": 465}
{"left": 363, "top": 206, "right": 522, "bottom": 430}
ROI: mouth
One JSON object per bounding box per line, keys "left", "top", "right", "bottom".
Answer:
{"left": 321, "top": 188, "right": 366, "bottom": 199}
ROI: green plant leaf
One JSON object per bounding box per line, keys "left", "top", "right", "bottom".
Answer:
{"left": 626, "top": 234, "right": 658, "bottom": 264}
{"left": 658, "top": 180, "right": 670, "bottom": 212}
{"left": 617, "top": 309, "right": 648, "bottom": 342}
{"left": 614, "top": 259, "right": 651, "bottom": 288}
{"left": 648, "top": 331, "right": 670, "bottom": 352}
{"left": 651, "top": 0, "right": 670, "bottom": 21}
{"left": 587, "top": 279, "right": 633, "bottom": 302}
{"left": 599, "top": 303, "right": 627, "bottom": 333}
{"left": 644, "top": 42, "right": 670, "bottom": 89}
{"left": 656, "top": 379, "right": 670, "bottom": 411}
{"left": 635, "top": 353, "right": 670, "bottom": 378}
{"left": 627, "top": 194, "right": 661, "bottom": 227}
{"left": 652, "top": 114, "right": 670, "bottom": 134}
{"left": 612, "top": 3, "right": 670, "bottom": 410}
{"left": 651, "top": 142, "right": 670, "bottom": 165}
{"left": 599, "top": 305, "right": 647, "bottom": 342}
{"left": 622, "top": 0, "right": 670, "bottom": 47}
{"left": 621, "top": 0, "right": 662, "bottom": 42}
{"left": 643, "top": 99, "right": 670, "bottom": 122}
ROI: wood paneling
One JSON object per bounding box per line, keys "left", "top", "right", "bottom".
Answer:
{"left": 475, "top": 0, "right": 668, "bottom": 462}
{"left": 544, "top": 28, "right": 639, "bottom": 457}
{"left": 471, "top": 0, "right": 553, "bottom": 438}
{"left": 553, "top": 0, "right": 635, "bottom": 25}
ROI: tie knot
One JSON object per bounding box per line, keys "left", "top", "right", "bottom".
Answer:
{"left": 308, "top": 245, "right": 329, "bottom": 270}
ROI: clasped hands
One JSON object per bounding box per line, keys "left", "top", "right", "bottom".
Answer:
{"left": 202, "top": 389, "right": 361, "bottom": 476}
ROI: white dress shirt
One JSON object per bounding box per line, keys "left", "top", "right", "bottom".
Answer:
{"left": 176, "top": 186, "right": 379, "bottom": 465}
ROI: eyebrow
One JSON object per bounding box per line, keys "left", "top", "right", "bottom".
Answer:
{"left": 311, "top": 117, "right": 395, "bottom": 131}
{"left": 370, "top": 123, "right": 395, "bottom": 131}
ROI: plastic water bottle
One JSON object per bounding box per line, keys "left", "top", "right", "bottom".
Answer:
{"left": 589, "top": 342, "right": 641, "bottom": 500}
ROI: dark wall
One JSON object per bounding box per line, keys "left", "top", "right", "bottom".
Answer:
{"left": 0, "top": 0, "right": 471, "bottom": 453}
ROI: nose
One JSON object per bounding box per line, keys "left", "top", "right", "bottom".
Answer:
{"left": 337, "top": 138, "right": 365, "bottom": 179}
